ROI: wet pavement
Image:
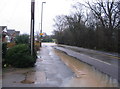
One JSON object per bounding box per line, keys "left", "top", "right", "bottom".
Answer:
{"left": 2, "top": 43, "right": 73, "bottom": 87}
{"left": 2, "top": 43, "right": 119, "bottom": 87}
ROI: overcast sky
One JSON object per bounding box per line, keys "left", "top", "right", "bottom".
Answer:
{"left": 0, "top": 0, "right": 94, "bottom": 35}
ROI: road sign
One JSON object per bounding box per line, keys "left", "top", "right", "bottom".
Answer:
{"left": 40, "top": 33, "right": 44, "bottom": 35}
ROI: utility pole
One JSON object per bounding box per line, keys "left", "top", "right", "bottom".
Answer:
{"left": 40, "top": 2, "right": 46, "bottom": 47}
{"left": 30, "top": 0, "right": 35, "bottom": 55}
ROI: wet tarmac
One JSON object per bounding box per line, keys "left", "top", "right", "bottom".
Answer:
{"left": 55, "top": 49, "right": 118, "bottom": 87}
{"left": 55, "top": 45, "right": 119, "bottom": 82}
{"left": 2, "top": 43, "right": 119, "bottom": 87}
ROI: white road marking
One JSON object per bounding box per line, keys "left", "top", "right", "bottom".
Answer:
{"left": 90, "top": 57, "right": 111, "bottom": 65}
{"left": 83, "top": 54, "right": 112, "bottom": 65}
{"left": 56, "top": 47, "right": 112, "bottom": 65}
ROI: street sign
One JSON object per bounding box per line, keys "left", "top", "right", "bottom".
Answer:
{"left": 40, "top": 33, "right": 43, "bottom": 35}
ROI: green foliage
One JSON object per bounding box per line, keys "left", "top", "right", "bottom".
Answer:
{"left": 42, "top": 35, "right": 53, "bottom": 42}
{"left": 2, "top": 42, "right": 7, "bottom": 59}
{"left": 15, "top": 34, "right": 29, "bottom": 44}
{"left": 5, "top": 44, "right": 36, "bottom": 68}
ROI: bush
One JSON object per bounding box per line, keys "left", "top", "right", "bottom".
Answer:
{"left": 5, "top": 44, "right": 36, "bottom": 68}
{"left": 15, "top": 34, "right": 29, "bottom": 44}
{"left": 2, "top": 42, "right": 7, "bottom": 59}
{"left": 2, "top": 42, "right": 7, "bottom": 67}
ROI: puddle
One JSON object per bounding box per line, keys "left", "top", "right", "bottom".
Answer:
{"left": 54, "top": 49, "right": 119, "bottom": 87}
{"left": 21, "top": 79, "right": 34, "bottom": 84}
{"left": 21, "top": 72, "right": 35, "bottom": 84}
{"left": 3, "top": 43, "right": 119, "bottom": 87}
{"left": 20, "top": 71, "right": 46, "bottom": 84}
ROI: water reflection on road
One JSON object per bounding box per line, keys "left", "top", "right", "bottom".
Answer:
{"left": 2, "top": 43, "right": 119, "bottom": 87}
{"left": 54, "top": 49, "right": 118, "bottom": 87}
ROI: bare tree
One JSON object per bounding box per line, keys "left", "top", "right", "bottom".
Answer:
{"left": 87, "top": 0, "right": 120, "bottom": 30}
{"left": 53, "top": 1, "right": 119, "bottom": 52}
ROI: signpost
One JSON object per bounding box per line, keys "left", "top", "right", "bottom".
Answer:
{"left": 40, "top": 2, "right": 46, "bottom": 47}
{"left": 40, "top": 33, "right": 44, "bottom": 36}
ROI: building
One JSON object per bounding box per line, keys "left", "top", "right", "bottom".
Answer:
{"left": 0, "top": 26, "right": 7, "bottom": 42}
{"left": 1, "top": 26, "right": 20, "bottom": 42}
{"left": 7, "top": 29, "right": 20, "bottom": 42}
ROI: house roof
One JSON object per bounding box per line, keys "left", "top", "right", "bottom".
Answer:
{"left": 0, "top": 26, "right": 7, "bottom": 31}
{"left": 7, "top": 29, "right": 15, "bottom": 36}
{"left": 6, "top": 29, "right": 20, "bottom": 36}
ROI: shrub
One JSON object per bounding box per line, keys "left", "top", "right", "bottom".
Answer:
{"left": 2, "top": 42, "right": 7, "bottom": 59}
{"left": 7, "top": 43, "right": 16, "bottom": 48}
{"left": 2, "top": 42, "right": 7, "bottom": 67}
{"left": 15, "top": 34, "right": 29, "bottom": 44}
{"left": 5, "top": 44, "right": 36, "bottom": 68}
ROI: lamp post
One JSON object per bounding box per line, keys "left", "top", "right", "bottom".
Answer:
{"left": 40, "top": 2, "right": 46, "bottom": 47}
{"left": 30, "top": 0, "right": 35, "bottom": 55}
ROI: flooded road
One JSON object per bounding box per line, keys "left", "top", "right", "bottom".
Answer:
{"left": 54, "top": 49, "right": 118, "bottom": 87}
{"left": 55, "top": 45, "right": 119, "bottom": 82}
{"left": 2, "top": 43, "right": 119, "bottom": 87}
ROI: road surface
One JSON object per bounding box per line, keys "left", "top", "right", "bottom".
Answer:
{"left": 54, "top": 44, "right": 120, "bottom": 82}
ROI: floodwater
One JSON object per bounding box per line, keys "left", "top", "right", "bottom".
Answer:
{"left": 54, "top": 49, "right": 119, "bottom": 87}
{"left": 2, "top": 43, "right": 119, "bottom": 87}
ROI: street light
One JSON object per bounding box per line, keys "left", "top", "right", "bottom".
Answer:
{"left": 40, "top": 2, "right": 46, "bottom": 47}
{"left": 30, "top": 0, "right": 35, "bottom": 55}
